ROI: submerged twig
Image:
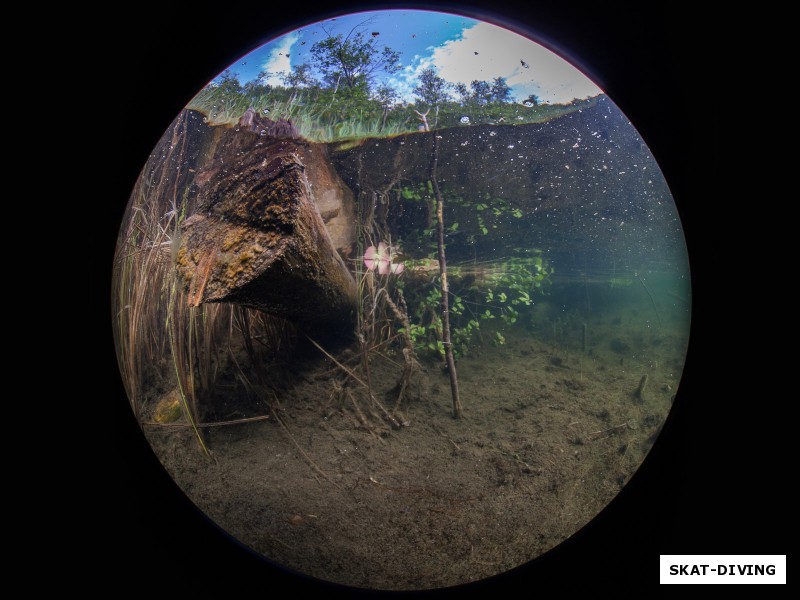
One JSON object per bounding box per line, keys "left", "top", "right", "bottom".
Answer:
{"left": 306, "top": 335, "right": 369, "bottom": 389}
{"left": 430, "top": 132, "right": 463, "bottom": 419}
{"left": 588, "top": 422, "right": 629, "bottom": 438}
{"left": 270, "top": 394, "right": 340, "bottom": 488}
{"left": 383, "top": 288, "right": 420, "bottom": 410}
{"left": 634, "top": 272, "right": 662, "bottom": 328}
{"left": 142, "top": 414, "right": 272, "bottom": 429}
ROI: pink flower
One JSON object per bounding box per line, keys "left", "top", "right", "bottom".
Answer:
{"left": 364, "top": 242, "right": 403, "bottom": 275}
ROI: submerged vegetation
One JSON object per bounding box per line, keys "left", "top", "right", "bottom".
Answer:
{"left": 400, "top": 255, "right": 552, "bottom": 359}
{"left": 391, "top": 182, "right": 553, "bottom": 358}
{"left": 113, "top": 113, "right": 299, "bottom": 452}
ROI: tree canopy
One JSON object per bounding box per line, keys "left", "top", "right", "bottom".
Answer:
{"left": 413, "top": 67, "right": 451, "bottom": 107}
{"left": 310, "top": 23, "right": 401, "bottom": 96}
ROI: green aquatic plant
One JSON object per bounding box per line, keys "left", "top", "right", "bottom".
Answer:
{"left": 397, "top": 185, "right": 527, "bottom": 255}
{"left": 395, "top": 180, "right": 552, "bottom": 360}
{"left": 400, "top": 254, "right": 552, "bottom": 359}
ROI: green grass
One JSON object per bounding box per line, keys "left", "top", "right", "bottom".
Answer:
{"left": 187, "top": 84, "right": 600, "bottom": 143}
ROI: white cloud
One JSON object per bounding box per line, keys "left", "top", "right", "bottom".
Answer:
{"left": 413, "top": 22, "right": 602, "bottom": 104}
{"left": 386, "top": 55, "right": 438, "bottom": 103}
{"left": 261, "top": 33, "right": 299, "bottom": 86}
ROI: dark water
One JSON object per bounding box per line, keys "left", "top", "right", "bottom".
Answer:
{"left": 345, "top": 95, "right": 691, "bottom": 365}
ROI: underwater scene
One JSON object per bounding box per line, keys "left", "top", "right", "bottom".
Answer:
{"left": 112, "top": 9, "right": 690, "bottom": 591}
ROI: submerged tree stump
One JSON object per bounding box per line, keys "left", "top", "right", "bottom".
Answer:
{"left": 176, "top": 109, "right": 357, "bottom": 326}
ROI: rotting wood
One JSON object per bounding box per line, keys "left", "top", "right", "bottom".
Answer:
{"left": 176, "top": 109, "right": 357, "bottom": 327}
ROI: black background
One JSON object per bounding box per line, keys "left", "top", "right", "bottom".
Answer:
{"left": 108, "top": 1, "right": 784, "bottom": 596}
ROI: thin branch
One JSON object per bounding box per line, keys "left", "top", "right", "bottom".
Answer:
{"left": 306, "top": 335, "right": 369, "bottom": 389}
{"left": 430, "top": 132, "right": 463, "bottom": 419}
{"left": 142, "top": 414, "right": 272, "bottom": 429}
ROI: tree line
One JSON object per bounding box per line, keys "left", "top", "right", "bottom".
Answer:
{"left": 195, "top": 23, "right": 590, "bottom": 138}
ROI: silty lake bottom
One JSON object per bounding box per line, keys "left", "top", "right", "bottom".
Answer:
{"left": 115, "top": 95, "right": 690, "bottom": 590}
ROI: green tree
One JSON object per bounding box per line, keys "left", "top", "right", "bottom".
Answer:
{"left": 454, "top": 82, "right": 470, "bottom": 105}
{"left": 413, "top": 67, "right": 450, "bottom": 107}
{"left": 281, "top": 64, "right": 318, "bottom": 88}
{"left": 310, "top": 22, "right": 401, "bottom": 96}
{"left": 215, "top": 70, "right": 242, "bottom": 95}
{"left": 374, "top": 83, "right": 398, "bottom": 106}
{"left": 242, "top": 72, "right": 271, "bottom": 96}
{"left": 490, "top": 77, "right": 512, "bottom": 103}
{"left": 374, "top": 83, "right": 399, "bottom": 130}
{"left": 470, "top": 80, "right": 492, "bottom": 105}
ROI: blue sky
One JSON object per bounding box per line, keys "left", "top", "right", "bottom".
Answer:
{"left": 220, "top": 9, "right": 602, "bottom": 105}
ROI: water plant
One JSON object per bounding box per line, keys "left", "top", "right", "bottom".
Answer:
{"left": 400, "top": 254, "right": 552, "bottom": 359}
{"left": 112, "top": 112, "right": 299, "bottom": 453}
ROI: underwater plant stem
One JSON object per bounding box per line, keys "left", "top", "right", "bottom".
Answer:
{"left": 635, "top": 272, "right": 662, "bottom": 328}
{"left": 430, "top": 133, "right": 463, "bottom": 419}
{"left": 384, "top": 289, "right": 419, "bottom": 410}
{"left": 166, "top": 284, "right": 210, "bottom": 457}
